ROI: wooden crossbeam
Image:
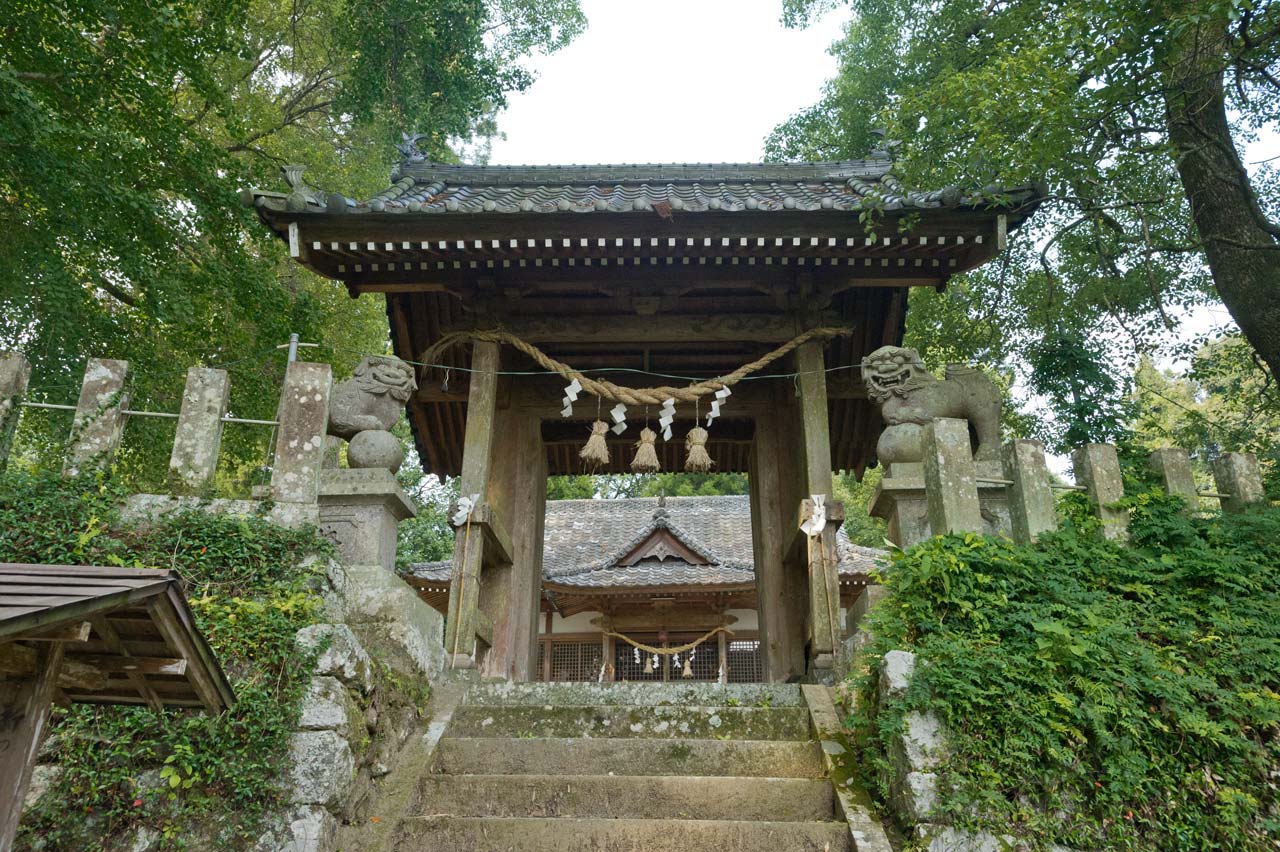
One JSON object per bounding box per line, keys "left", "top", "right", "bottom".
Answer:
{"left": 90, "top": 616, "right": 163, "bottom": 711}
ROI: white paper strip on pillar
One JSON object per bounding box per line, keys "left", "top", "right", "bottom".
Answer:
{"left": 451, "top": 493, "right": 481, "bottom": 527}
{"left": 706, "top": 385, "right": 731, "bottom": 426}
{"left": 658, "top": 397, "right": 676, "bottom": 441}
{"left": 801, "top": 494, "right": 827, "bottom": 536}
{"left": 610, "top": 402, "right": 628, "bottom": 435}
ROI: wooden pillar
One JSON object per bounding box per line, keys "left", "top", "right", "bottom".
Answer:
{"left": 795, "top": 341, "right": 841, "bottom": 677}
{"left": 65, "top": 358, "right": 130, "bottom": 477}
{"left": 479, "top": 406, "right": 547, "bottom": 681}
{"left": 0, "top": 352, "right": 31, "bottom": 474}
{"left": 0, "top": 643, "right": 65, "bottom": 850}
{"left": 602, "top": 634, "right": 615, "bottom": 682}
{"left": 445, "top": 342, "right": 500, "bottom": 668}
{"left": 270, "top": 361, "right": 332, "bottom": 503}
{"left": 169, "top": 367, "right": 230, "bottom": 495}
{"left": 717, "top": 630, "right": 729, "bottom": 684}
{"left": 748, "top": 397, "right": 806, "bottom": 682}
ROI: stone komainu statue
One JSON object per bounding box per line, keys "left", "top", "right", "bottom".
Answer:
{"left": 862, "top": 345, "right": 1002, "bottom": 464}
{"left": 328, "top": 356, "right": 417, "bottom": 471}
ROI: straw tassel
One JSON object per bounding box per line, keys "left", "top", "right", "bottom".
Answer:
{"left": 631, "top": 427, "right": 660, "bottom": 473}
{"left": 684, "top": 426, "right": 713, "bottom": 472}
{"left": 579, "top": 420, "right": 610, "bottom": 468}
{"left": 682, "top": 657, "right": 694, "bottom": 679}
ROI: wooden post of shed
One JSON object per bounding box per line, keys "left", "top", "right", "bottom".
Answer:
{"left": 0, "top": 643, "right": 64, "bottom": 851}
{"left": 795, "top": 340, "right": 842, "bottom": 678}
{"left": 718, "top": 629, "right": 729, "bottom": 684}
{"left": 445, "top": 341, "right": 500, "bottom": 669}
{"left": 0, "top": 352, "right": 31, "bottom": 474}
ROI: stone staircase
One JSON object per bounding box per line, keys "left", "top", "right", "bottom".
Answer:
{"left": 393, "top": 682, "right": 853, "bottom": 851}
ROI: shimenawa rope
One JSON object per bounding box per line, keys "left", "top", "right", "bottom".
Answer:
{"left": 601, "top": 625, "right": 733, "bottom": 656}
{"left": 420, "top": 326, "right": 853, "bottom": 407}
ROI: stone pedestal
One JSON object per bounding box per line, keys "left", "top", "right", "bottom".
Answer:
{"left": 870, "top": 461, "right": 1011, "bottom": 549}
{"left": 318, "top": 469, "right": 416, "bottom": 572}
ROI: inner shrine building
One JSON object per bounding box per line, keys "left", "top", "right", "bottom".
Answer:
{"left": 247, "top": 145, "right": 1036, "bottom": 683}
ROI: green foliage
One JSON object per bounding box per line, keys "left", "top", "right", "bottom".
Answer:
{"left": 770, "top": 0, "right": 1280, "bottom": 435}
{"left": 0, "top": 0, "right": 584, "bottom": 489}
{"left": 833, "top": 467, "right": 887, "bottom": 547}
{"left": 851, "top": 494, "right": 1280, "bottom": 849}
{"left": 1131, "top": 335, "right": 1280, "bottom": 498}
{"left": 2, "top": 470, "right": 332, "bottom": 850}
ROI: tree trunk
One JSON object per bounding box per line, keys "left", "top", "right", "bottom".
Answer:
{"left": 1162, "top": 19, "right": 1280, "bottom": 377}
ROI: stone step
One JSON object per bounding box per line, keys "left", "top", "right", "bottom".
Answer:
{"left": 412, "top": 773, "right": 835, "bottom": 821}
{"left": 393, "top": 816, "right": 850, "bottom": 852}
{"left": 449, "top": 702, "right": 811, "bottom": 740}
{"left": 465, "top": 681, "right": 805, "bottom": 708}
{"left": 434, "top": 736, "right": 825, "bottom": 778}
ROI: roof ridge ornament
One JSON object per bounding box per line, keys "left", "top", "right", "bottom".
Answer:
{"left": 281, "top": 164, "right": 323, "bottom": 212}
{"left": 869, "top": 128, "right": 901, "bottom": 161}
{"left": 397, "top": 132, "right": 430, "bottom": 164}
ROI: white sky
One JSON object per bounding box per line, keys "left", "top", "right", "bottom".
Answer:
{"left": 489, "top": 1, "right": 850, "bottom": 164}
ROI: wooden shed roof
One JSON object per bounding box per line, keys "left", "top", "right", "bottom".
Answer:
{"left": 0, "top": 564, "right": 235, "bottom": 713}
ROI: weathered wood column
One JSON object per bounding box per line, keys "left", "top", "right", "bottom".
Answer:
{"left": 0, "top": 643, "right": 65, "bottom": 850}
{"left": 795, "top": 340, "right": 842, "bottom": 678}
{"left": 0, "top": 352, "right": 31, "bottom": 474}
{"left": 479, "top": 405, "right": 548, "bottom": 681}
{"left": 748, "top": 393, "right": 807, "bottom": 682}
{"left": 445, "top": 341, "right": 500, "bottom": 669}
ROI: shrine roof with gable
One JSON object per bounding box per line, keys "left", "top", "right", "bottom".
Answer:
{"left": 404, "top": 495, "right": 886, "bottom": 592}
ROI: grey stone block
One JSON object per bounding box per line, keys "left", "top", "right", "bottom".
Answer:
{"left": 288, "top": 731, "right": 355, "bottom": 808}
{"left": 880, "top": 650, "right": 916, "bottom": 698}
{"left": 297, "top": 677, "right": 356, "bottom": 734}
{"left": 295, "top": 624, "right": 373, "bottom": 693}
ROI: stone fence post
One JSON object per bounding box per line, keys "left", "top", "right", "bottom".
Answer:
{"left": 1213, "top": 453, "right": 1266, "bottom": 513}
{"left": 1070, "top": 444, "right": 1128, "bottom": 542}
{"left": 0, "top": 352, "right": 31, "bottom": 474}
{"left": 271, "top": 361, "right": 332, "bottom": 504}
{"left": 64, "top": 358, "right": 130, "bottom": 477}
{"left": 168, "top": 367, "right": 230, "bottom": 495}
{"left": 1002, "top": 439, "right": 1056, "bottom": 543}
{"left": 922, "top": 418, "right": 982, "bottom": 535}
{"left": 1148, "top": 447, "right": 1197, "bottom": 510}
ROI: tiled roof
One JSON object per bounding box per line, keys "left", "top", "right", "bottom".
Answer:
{"left": 255, "top": 157, "right": 1021, "bottom": 217}
{"left": 405, "top": 495, "right": 886, "bottom": 590}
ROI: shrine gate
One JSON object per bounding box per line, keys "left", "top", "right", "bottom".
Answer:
{"left": 247, "top": 148, "right": 1036, "bottom": 682}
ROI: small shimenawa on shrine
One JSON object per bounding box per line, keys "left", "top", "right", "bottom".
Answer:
{"left": 246, "top": 135, "right": 1039, "bottom": 683}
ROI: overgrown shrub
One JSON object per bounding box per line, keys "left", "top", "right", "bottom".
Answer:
{"left": 3, "top": 469, "right": 331, "bottom": 850}
{"left": 853, "top": 492, "right": 1280, "bottom": 850}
